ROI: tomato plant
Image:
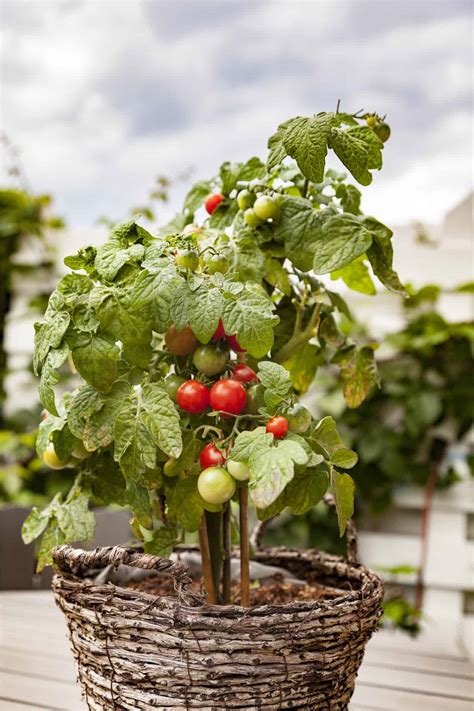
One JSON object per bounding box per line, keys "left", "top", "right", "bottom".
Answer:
{"left": 25, "top": 105, "right": 404, "bottom": 609}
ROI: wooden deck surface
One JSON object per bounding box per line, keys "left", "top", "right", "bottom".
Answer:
{"left": 0, "top": 591, "right": 472, "bottom": 710}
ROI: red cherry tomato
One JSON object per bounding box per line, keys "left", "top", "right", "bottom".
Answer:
{"left": 204, "top": 193, "right": 224, "bottom": 215}
{"left": 212, "top": 319, "right": 226, "bottom": 340}
{"left": 210, "top": 379, "right": 247, "bottom": 416}
{"left": 266, "top": 416, "right": 289, "bottom": 439}
{"left": 200, "top": 443, "right": 226, "bottom": 469}
{"left": 176, "top": 380, "right": 210, "bottom": 414}
{"left": 233, "top": 364, "right": 258, "bottom": 384}
{"left": 227, "top": 334, "right": 245, "bottom": 353}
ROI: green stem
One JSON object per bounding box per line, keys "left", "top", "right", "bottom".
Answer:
{"left": 302, "top": 178, "right": 309, "bottom": 198}
{"left": 204, "top": 510, "right": 223, "bottom": 602}
{"left": 274, "top": 302, "right": 322, "bottom": 363}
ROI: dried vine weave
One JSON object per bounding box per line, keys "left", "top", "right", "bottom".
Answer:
{"left": 52, "top": 542, "right": 383, "bottom": 710}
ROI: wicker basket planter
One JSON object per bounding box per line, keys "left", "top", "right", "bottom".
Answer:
{"left": 52, "top": 538, "right": 384, "bottom": 710}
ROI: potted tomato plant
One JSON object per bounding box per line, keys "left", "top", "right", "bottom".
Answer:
{"left": 23, "top": 108, "right": 403, "bottom": 709}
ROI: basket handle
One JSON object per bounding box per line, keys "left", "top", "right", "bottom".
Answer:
{"left": 52, "top": 545, "right": 203, "bottom": 606}
{"left": 323, "top": 494, "right": 358, "bottom": 564}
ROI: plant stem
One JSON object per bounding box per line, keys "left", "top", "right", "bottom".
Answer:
{"left": 239, "top": 487, "right": 250, "bottom": 607}
{"left": 222, "top": 502, "right": 232, "bottom": 604}
{"left": 199, "top": 516, "right": 216, "bottom": 604}
{"left": 204, "top": 510, "right": 223, "bottom": 602}
{"left": 302, "top": 177, "right": 309, "bottom": 198}
{"left": 274, "top": 302, "right": 322, "bottom": 363}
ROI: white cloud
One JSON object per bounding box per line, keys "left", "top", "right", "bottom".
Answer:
{"left": 1, "top": 0, "right": 472, "bottom": 230}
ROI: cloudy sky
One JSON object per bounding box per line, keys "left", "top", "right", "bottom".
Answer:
{"left": 2, "top": 0, "right": 472, "bottom": 229}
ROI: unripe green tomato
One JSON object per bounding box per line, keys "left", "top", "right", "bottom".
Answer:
{"left": 373, "top": 121, "right": 391, "bottom": 143}
{"left": 205, "top": 254, "right": 229, "bottom": 275}
{"left": 253, "top": 195, "right": 281, "bottom": 221}
{"left": 244, "top": 208, "right": 264, "bottom": 228}
{"left": 43, "top": 443, "right": 69, "bottom": 470}
{"left": 175, "top": 248, "right": 199, "bottom": 271}
{"left": 237, "top": 189, "right": 255, "bottom": 211}
{"left": 163, "top": 458, "right": 176, "bottom": 477}
{"left": 227, "top": 459, "right": 250, "bottom": 482}
{"left": 193, "top": 344, "right": 228, "bottom": 376}
{"left": 244, "top": 383, "right": 260, "bottom": 415}
{"left": 197, "top": 466, "right": 236, "bottom": 504}
{"left": 165, "top": 374, "right": 186, "bottom": 401}
{"left": 286, "top": 403, "right": 312, "bottom": 433}
{"left": 72, "top": 441, "right": 91, "bottom": 460}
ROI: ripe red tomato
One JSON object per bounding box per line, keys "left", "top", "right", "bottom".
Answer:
{"left": 210, "top": 379, "right": 247, "bottom": 416}
{"left": 200, "top": 443, "right": 226, "bottom": 469}
{"left": 233, "top": 364, "right": 258, "bottom": 384}
{"left": 204, "top": 193, "right": 224, "bottom": 215}
{"left": 227, "top": 334, "right": 245, "bottom": 353}
{"left": 266, "top": 416, "right": 289, "bottom": 439}
{"left": 176, "top": 380, "right": 210, "bottom": 414}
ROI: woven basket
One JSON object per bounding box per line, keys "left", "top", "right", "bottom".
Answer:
{"left": 52, "top": 517, "right": 383, "bottom": 710}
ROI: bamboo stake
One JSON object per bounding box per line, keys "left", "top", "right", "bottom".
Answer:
{"left": 199, "top": 515, "right": 216, "bottom": 604}
{"left": 239, "top": 486, "right": 250, "bottom": 607}
{"left": 222, "top": 502, "right": 232, "bottom": 604}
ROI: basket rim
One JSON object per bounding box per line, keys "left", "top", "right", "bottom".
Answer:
{"left": 52, "top": 544, "right": 384, "bottom": 617}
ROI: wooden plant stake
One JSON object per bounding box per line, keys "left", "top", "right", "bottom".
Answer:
{"left": 199, "top": 516, "right": 216, "bottom": 604}
{"left": 239, "top": 486, "right": 250, "bottom": 607}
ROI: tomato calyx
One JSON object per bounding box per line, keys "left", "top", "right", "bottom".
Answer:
{"left": 266, "top": 415, "right": 289, "bottom": 439}
{"left": 204, "top": 193, "right": 224, "bottom": 215}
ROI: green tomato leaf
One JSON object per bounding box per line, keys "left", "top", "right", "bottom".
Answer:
{"left": 141, "top": 382, "right": 182, "bottom": 458}
{"left": 82, "top": 381, "right": 131, "bottom": 450}
{"left": 283, "top": 113, "right": 334, "bottom": 183}
{"left": 331, "top": 470, "right": 355, "bottom": 536}
{"left": 331, "top": 449, "right": 358, "bottom": 469}
{"left": 144, "top": 526, "right": 178, "bottom": 558}
{"left": 55, "top": 492, "right": 96, "bottom": 543}
{"left": 183, "top": 180, "right": 212, "bottom": 214}
{"left": 57, "top": 274, "right": 93, "bottom": 304}
{"left": 331, "top": 257, "right": 376, "bottom": 295}
{"left": 36, "top": 521, "right": 66, "bottom": 572}
{"left": 281, "top": 341, "right": 322, "bottom": 396}
{"left": 33, "top": 310, "right": 70, "bottom": 375}
{"left": 67, "top": 331, "right": 120, "bottom": 393}
{"left": 66, "top": 385, "right": 104, "bottom": 439}
{"left": 286, "top": 468, "right": 329, "bottom": 515}
{"left": 313, "top": 214, "right": 373, "bottom": 274}
{"left": 318, "top": 313, "right": 346, "bottom": 348}
{"left": 230, "top": 427, "right": 272, "bottom": 462}
{"left": 332, "top": 344, "right": 380, "bottom": 408}
{"left": 249, "top": 438, "right": 308, "bottom": 509}
{"left": 222, "top": 288, "right": 278, "bottom": 358}
{"left": 166, "top": 477, "right": 218, "bottom": 532}
{"left": 273, "top": 196, "right": 328, "bottom": 272}
{"left": 310, "top": 416, "right": 354, "bottom": 459}
{"left": 39, "top": 344, "right": 69, "bottom": 415}
{"left": 335, "top": 183, "right": 361, "bottom": 215}
{"left": 114, "top": 395, "right": 158, "bottom": 483}
{"left": 95, "top": 222, "right": 145, "bottom": 280}
{"left": 187, "top": 285, "right": 224, "bottom": 343}
{"left": 329, "top": 126, "right": 378, "bottom": 186}
{"left": 364, "top": 217, "right": 407, "bottom": 296}
{"left": 257, "top": 361, "right": 292, "bottom": 408}
{"left": 264, "top": 257, "right": 292, "bottom": 296}
{"left": 21, "top": 493, "right": 62, "bottom": 544}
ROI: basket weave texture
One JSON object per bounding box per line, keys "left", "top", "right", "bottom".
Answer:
{"left": 52, "top": 543, "right": 384, "bottom": 710}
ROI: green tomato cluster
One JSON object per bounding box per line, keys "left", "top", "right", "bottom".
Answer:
{"left": 237, "top": 190, "right": 281, "bottom": 228}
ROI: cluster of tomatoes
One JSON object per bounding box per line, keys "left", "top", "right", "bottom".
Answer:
{"left": 204, "top": 189, "right": 281, "bottom": 229}
{"left": 365, "top": 114, "right": 391, "bottom": 143}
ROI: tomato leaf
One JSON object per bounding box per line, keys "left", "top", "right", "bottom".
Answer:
{"left": 67, "top": 331, "right": 120, "bottom": 393}
{"left": 222, "top": 288, "right": 278, "bottom": 358}
{"left": 331, "top": 469, "right": 355, "bottom": 536}
{"left": 39, "top": 344, "right": 69, "bottom": 415}
{"left": 332, "top": 344, "right": 380, "bottom": 408}
{"left": 364, "top": 217, "right": 407, "bottom": 296}
{"left": 248, "top": 438, "right": 308, "bottom": 509}
{"left": 143, "top": 525, "right": 178, "bottom": 558}
{"left": 313, "top": 213, "right": 373, "bottom": 274}
{"left": 257, "top": 361, "right": 292, "bottom": 409}
{"left": 286, "top": 468, "right": 329, "bottom": 515}
{"left": 331, "top": 257, "right": 376, "bottom": 295}
{"left": 140, "top": 382, "right": 182, "bottom": 459}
